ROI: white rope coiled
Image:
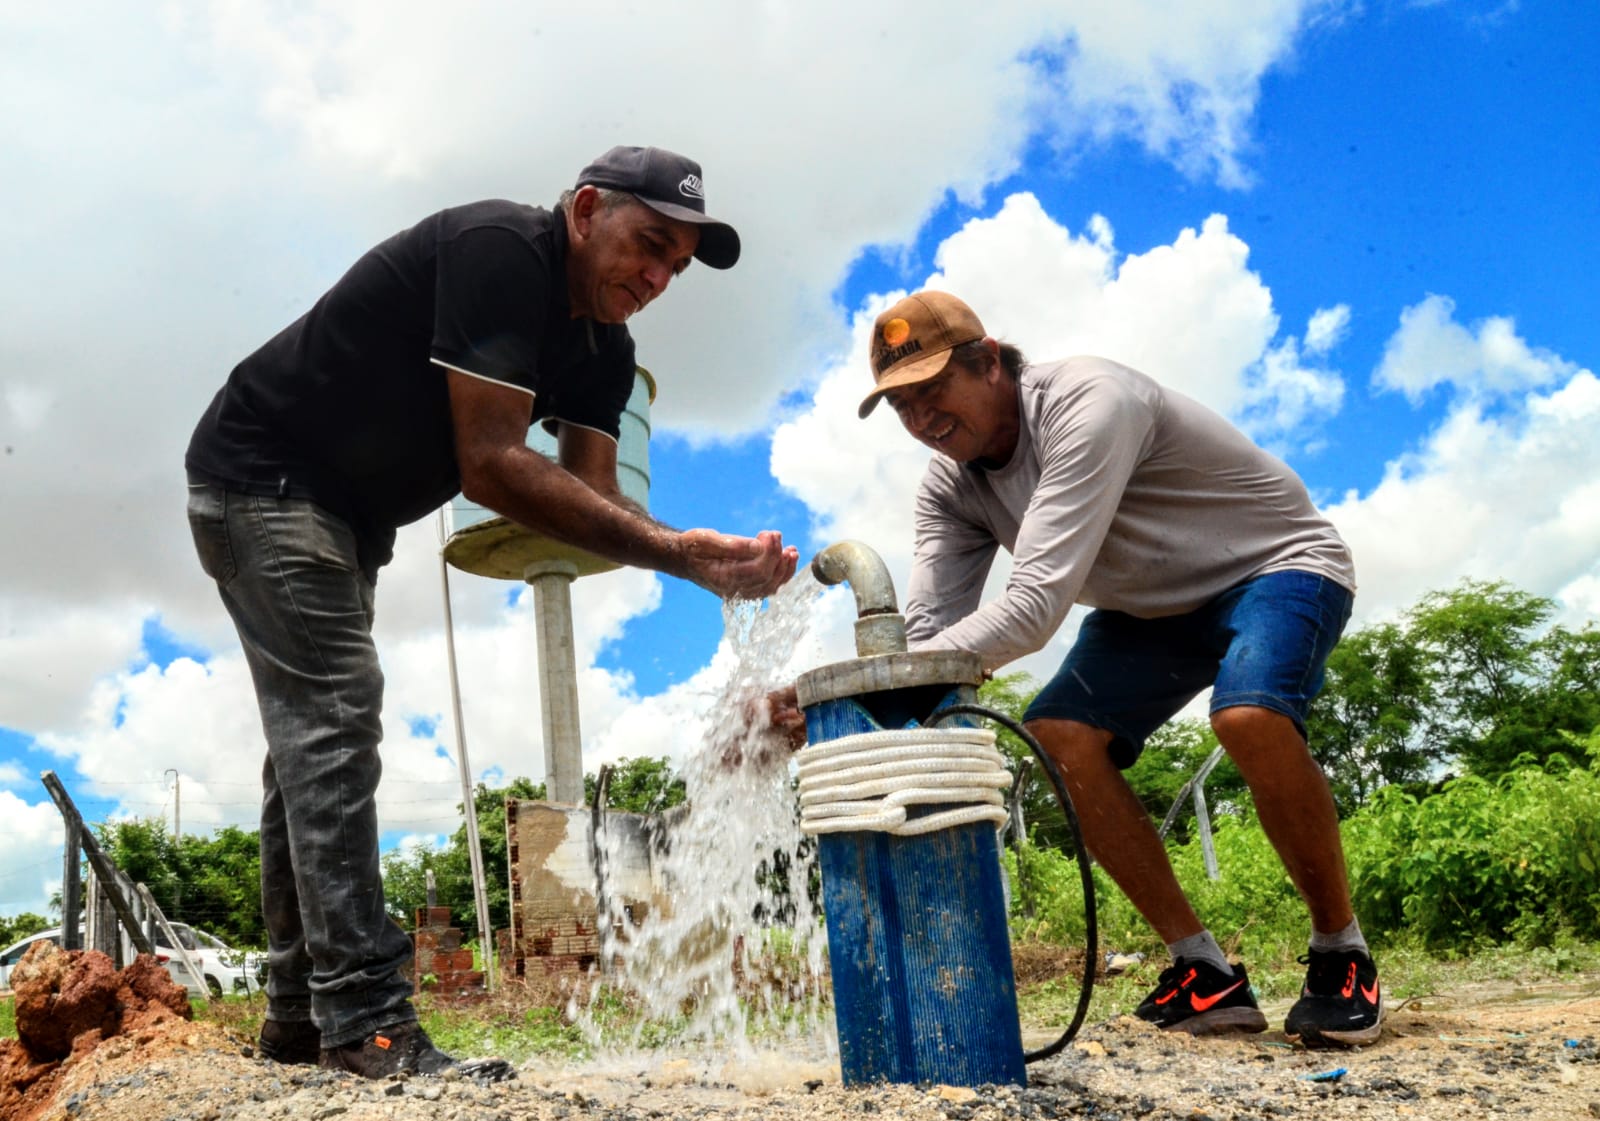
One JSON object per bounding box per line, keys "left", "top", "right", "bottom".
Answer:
{"left": 796, "top": 728, "right": 1012, "bottom": 837}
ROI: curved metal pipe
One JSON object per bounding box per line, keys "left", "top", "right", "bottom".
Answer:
{"left": 811, "top": 540, "right": 898, "bottom": 616}
{"left": 810, "top": 540, "right": 908, "bottom": 656}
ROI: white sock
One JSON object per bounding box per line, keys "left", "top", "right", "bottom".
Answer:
{"left": 1166, "top": 930, "right": 1232, "bottom": 976}
{"left": 1309, "top": 917, "right": 1369, "bottom": 956}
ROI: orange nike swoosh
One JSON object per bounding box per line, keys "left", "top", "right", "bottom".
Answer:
{"left": 1360, "top": 980, "right": 1379, "bottom": 1004}
{"left": 1190, "top": 979, "right": 1245, "bottom": 1012}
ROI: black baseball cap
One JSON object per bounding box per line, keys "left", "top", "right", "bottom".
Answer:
{"left": 575, "top": 146, "right": 741, "bottom": 269}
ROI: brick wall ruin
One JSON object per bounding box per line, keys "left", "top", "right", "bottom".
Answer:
{"left": 504, "top": 800, "right": 680, "bottom": 979}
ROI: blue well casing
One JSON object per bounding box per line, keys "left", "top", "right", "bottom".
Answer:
{"left": 805, "top": 690, "right": 1026, "bottom": 1088}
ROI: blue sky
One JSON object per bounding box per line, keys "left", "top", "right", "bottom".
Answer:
{"left": 2, "top": 0, "right": 1597, "bottom": 919}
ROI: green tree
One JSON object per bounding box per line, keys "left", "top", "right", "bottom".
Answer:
{"left": 1305, "top": 620, "right": 1439, "bottom": 811}
{"left": 0, "top": 912, "right": 53, "bottom": 947}
{"left": 587, "top": 756, "right": 686, "bottom": 814}
{"left": 99, "top": 819, "right": 265, "bottom": 947}
{"left": 1125, "top": 718, "right": 1247, "bottom": 843}
{"left": 179, "top": 827, "right": 265, "bottom": 946}
{"left": 1409, "top": 579, "right": 1598, "bottom": 775}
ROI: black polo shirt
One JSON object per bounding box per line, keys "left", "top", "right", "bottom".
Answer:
{"left": 185, "top": 200, "right": 636, "bottom": 574}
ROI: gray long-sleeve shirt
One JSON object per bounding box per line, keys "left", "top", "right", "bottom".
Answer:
{"left": 904, "top": 356, "right": 1355, "bottom": 671}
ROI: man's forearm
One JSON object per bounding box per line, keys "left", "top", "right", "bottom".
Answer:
{"left": 465, "top": 445, "right": 689, "bottom": 579}
{"left": 606, "top": 491, "right": 669, "bottom": 527}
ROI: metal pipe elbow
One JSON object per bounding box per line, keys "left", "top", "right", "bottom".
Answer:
{"left": 810, "top": 540, "right": 908, "bottom": 656}
{"left": 811, "top": 540, "right": 898, "bottom": 616}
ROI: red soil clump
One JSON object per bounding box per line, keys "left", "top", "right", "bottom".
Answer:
{"left": 0, "top": 939, "right": 192, "bottom": 1121}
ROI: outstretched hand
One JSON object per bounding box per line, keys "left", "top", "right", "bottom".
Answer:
{"left": 679, "top": 529, "right": 798, "bottom": 600}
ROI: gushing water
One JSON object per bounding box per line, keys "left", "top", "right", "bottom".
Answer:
{"left": 577, "top": 572, "right": 834, "bottom": 1057}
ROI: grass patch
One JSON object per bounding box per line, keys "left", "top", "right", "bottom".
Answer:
{"left": 420, "top": 984, "right": 590, "bottom": 1064}
{"left": 1, "top": 996, "right": 13, "bottom": 1040}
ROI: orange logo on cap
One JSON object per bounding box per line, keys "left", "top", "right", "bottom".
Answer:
{"left": 882, "top": 318, "right": 911, "bottom": 346}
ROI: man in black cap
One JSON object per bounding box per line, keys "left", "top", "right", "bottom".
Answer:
{"left": 185, "top": 146, "right": 796, "bottom": 1079}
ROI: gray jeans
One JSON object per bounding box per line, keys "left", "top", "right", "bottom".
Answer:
{"left": 187, "top": 482, "right": 415, "bottom": 1046}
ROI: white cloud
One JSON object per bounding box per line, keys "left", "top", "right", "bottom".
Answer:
{"left": 1373, "top": 294, "right": 1578, "bottom": 402}
{"left": 1304, "top": 304, "right": 1351, "bottom": 355}
{"left": 0, "top": 605, "right": 148, "bottom": 731}
{"left": 0, "top": 792, "right": 68, "bottom": 917}
{"left": 1238, "top": 308, "right": 1347, "bottom": 444}
{"left": 1027, "top": 0, "right": 1325, "bottom": 188}
{"left": 1330, "top": 319, "right": 1600, "bottom": 625}
{"left": 775, "top": 216, "right": 1600, "bottom": 689}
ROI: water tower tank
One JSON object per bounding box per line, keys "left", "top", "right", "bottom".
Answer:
{"left": 443, "top": 367, "right": 656, "bottom": 578}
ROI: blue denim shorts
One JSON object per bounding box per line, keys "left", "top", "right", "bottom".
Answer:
{"left": 1023, "top": 570, "right": 1353, "bottom": 768}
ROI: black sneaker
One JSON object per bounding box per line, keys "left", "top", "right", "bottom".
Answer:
{"left": 257, "top": 1018, "right": 319, "bottom": 1065}
{"left": 1134, "top": 958, "right": 1268, "bottom": 1035}
{"left": 1284, "top": 948, "right": 1382, "bottom": 1048}
{"left": 319, "top": 1022, "right": 516, "bottom": 1082}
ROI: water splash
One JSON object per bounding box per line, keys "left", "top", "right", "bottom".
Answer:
{"left": 579, "top": 572, "right": 834, "bottom": 1056}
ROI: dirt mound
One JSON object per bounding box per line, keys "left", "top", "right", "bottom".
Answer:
{"left": 0, "top": 940, "right": 192, "bottom": 1121}
{"left": 1009, "top": 938, "right": 1086, "bottom": 986}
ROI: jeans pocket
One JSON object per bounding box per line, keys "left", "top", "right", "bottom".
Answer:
{"left": 297, "top": 501, "right": 362, "bottom": 574}
{"left": 187, "top": 484, "right": 237, "bottom": 585}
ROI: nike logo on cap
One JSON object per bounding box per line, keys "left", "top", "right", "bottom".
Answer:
{"left": 678, "top": 174, "right": 704, "bottom": 199}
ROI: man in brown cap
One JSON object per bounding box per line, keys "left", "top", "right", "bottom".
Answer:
{"left": 857, "top": 289, "right": 1379, "bottom": 1048}
{"left": 185, "top": 146, "right": 796, "bottom": 1079}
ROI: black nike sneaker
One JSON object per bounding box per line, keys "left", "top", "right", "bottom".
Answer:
{"left": 1284, "top": 948, "right": 1383, "bottom": 1047}
{"left": 1134, "top": 958, "right": 1268, "bottom": 1035}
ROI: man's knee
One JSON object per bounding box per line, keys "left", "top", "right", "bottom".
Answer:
{"left": 1210, "top": 704, "right": 1298, "bottom": 746}
{"left": 1024, "top": 718, "right": 1117, "bottom": 790}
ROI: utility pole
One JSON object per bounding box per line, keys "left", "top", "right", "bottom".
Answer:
{"left": 438, "top": 519, "right": 496, "bottom": 989}
{"left": 165, "top": 769, "right": 180, "bottom": 840}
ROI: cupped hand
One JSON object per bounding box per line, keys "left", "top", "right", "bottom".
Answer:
{"left": 680, "top": 528, "right": 798, "bottom": 600}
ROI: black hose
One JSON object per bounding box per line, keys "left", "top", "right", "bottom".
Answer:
{"left": 928, "top": 703, "right": 1097, "bottom": 1062}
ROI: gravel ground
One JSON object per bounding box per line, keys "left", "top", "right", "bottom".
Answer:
{"left": 23, "top": 979, "right": 1600, "bottom": 1121}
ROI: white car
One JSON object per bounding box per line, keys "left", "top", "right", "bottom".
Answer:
{"left": 0, "top": 927, "right": 65, "bottom": 990}
{"left": 153, "top": 922, "right": 264, "bottom": 998}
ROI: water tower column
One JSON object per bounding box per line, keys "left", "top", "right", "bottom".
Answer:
{"left": 525, "top": 559, "right": 584, "bottom": 805}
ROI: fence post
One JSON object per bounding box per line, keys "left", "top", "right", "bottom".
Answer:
{"left": 1157, "top": 746, "right": 1227, "bottom": 882}
{"left": 40, "top": 771, "right": 154, "bottom": 956}
{"left": 60, "top": 818, "right": 83, "bottom": 950}
{"left": 135, "top": 883, "right": 209, "bottom": 1002}
{"left": 1007, "top": 757, "right": 1034, "bottom": 919}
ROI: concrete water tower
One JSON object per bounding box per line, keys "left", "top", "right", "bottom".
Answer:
{"left": 443, "top": 367, "right": 656, "bottom": 806}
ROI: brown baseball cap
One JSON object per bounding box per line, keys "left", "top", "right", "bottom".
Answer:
{"left": 858, "top": 290, "right": 986, "bottom": 418}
